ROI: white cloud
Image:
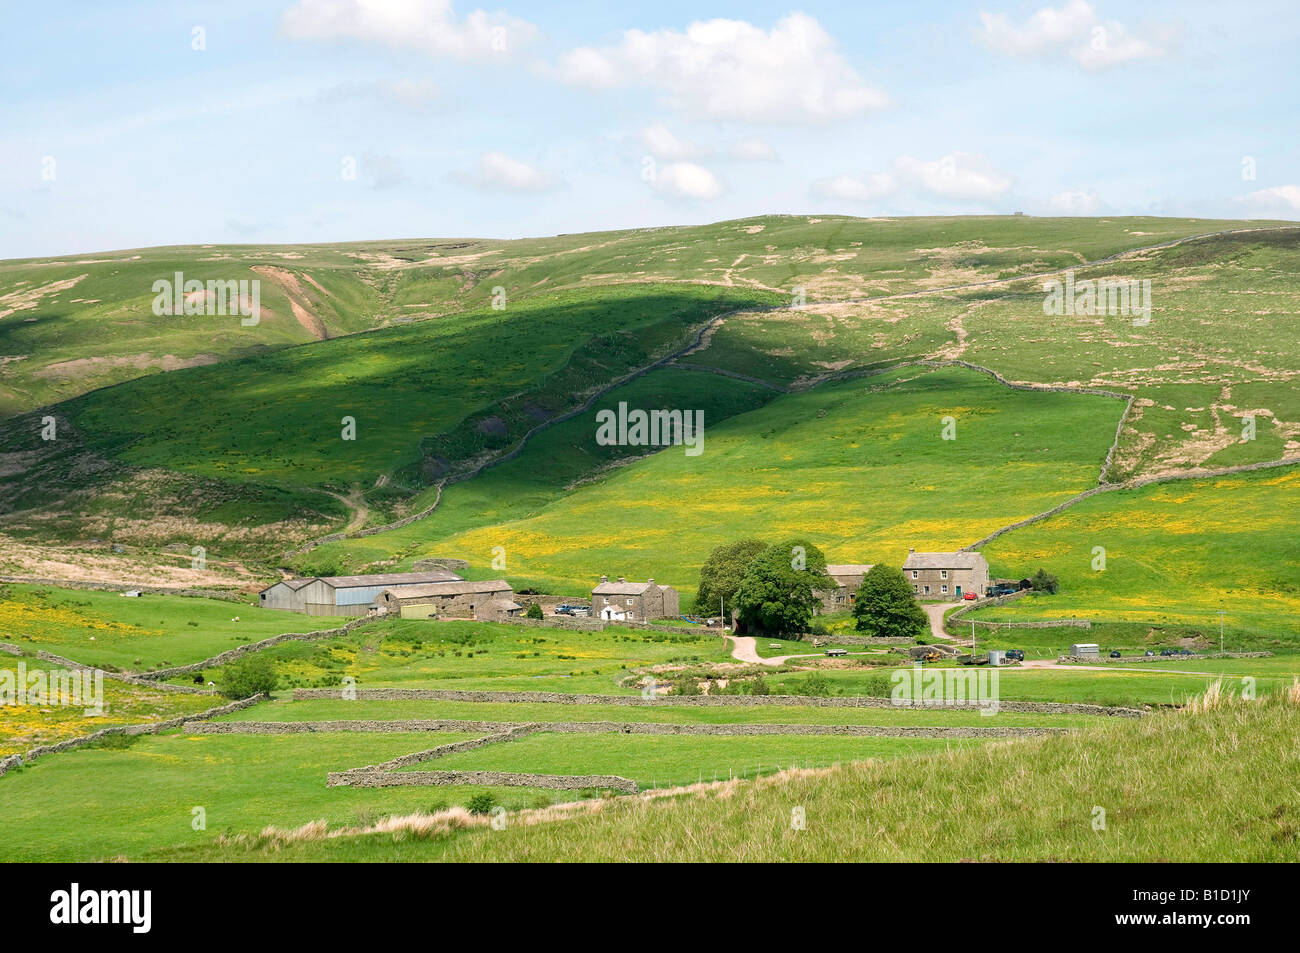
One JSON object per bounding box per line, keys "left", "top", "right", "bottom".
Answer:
{"left": 557, "top": 13, "right": 888, "bottom": 123}
{"left": 813, "top": 153, "right": 1012, "bottom": 205}
{"left": 1239, "top": 185, "right": 1300, "bottom": 217}
{"left": 1048, "top": 188, "right": 1101, "bottom": 214}
{"left": 894, "top": 153, "right": 1012, "bottom": 200}
{"left": 453, "top": 152, "right": 559, "bottom": 192}
{"left": 281, "top": 0, "right": 536, "bottom": 60}
{"left": 812, "top": 172, "right": 897, "bottom": 202}
{"left": 640, "top": 124, "right": 706, "bottom": 160}
{"left": 979, "top": 0, "right": 1174, "bottom": 70}
{"left": 651, "top": 162, "right": 724, "bottom": 200}
{"left": 730, "top": 138, "right": 777, "bottom": 161}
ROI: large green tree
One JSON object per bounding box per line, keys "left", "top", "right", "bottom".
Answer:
{"left": 732, "top": 539, "right": 832, "bottom": 636}
{"left": 852, "top": 564, "right": 928, "bottom": 638}
{"left": 694, "top": 538, "right": 769, "bottom": 615}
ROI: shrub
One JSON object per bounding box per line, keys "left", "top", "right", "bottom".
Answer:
{"left": 219, "top": 653, "right": 279, "bottom": 699}
{"left": 797, "top": 672, "right": 833, "bottom": 697}
{"left": 1031, "top": 569, "right": 1060, "bottom": 594}
{"left": 673, "top": 675, "right": 703, "bottom": 696}
{"left": 525, "top": 602, "right": 544, "bottom": 620}
{"left": 467, "top": 793, "right": 497, "bottom": 815}
{"left": 750, "top": 675, "right": 772, "bottom": 696}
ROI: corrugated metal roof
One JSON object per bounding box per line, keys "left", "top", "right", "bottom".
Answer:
{"left": 318, "top": 571, "right": 462, "bottom": 588}
{"left": 902, "top": 552, "right": 987, "bottom": 570}
{"left": 379, "top": 579, "right": 512, "bottom": 600}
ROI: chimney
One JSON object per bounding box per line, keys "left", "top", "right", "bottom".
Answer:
{"left": 600, "top": 574, "right": 608, "bottom": 584}
{"left": 909, "top": 547, "right": 915, "bottom": 553}
{"left": 618, "top": 576, "right": 626, "bottom": 584}
{"left": 647, "top": 577, "right": 654, "bottom": 585}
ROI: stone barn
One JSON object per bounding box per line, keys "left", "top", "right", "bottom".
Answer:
{"left": 590, "top": 576, "right": 680, "bottom": 623}
{"left": 258, "top": 569, "right": 464, "bottom": 617}
{"left": 373, "top": 579, "right": 520, "bottom": 621}
{"left": 814, "top": 563, "right": 875, "bottom": 613}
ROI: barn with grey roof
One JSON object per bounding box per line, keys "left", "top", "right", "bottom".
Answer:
{"left": 258, "top": 569, "right": 464, "bottom": 616}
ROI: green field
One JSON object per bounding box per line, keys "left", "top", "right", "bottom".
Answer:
{"left": 322, "top": 364, "right": 1122, "bottom": 598}
{"left": 976, "top": 466, "right": 1300, "bottom": 640}
{"left": 0, "top": 658, "right": 217, "bottom": 756}
{"left": 172, "top": 694, "right": 1298, "bottom": 863}
{"left": 0, "top": 583, "right": 324, "bottom": 672}
{"left": 175, "top": 617, "right": 727, "bottom": 694}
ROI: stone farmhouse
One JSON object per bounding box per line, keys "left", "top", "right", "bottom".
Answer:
{"left": 372, "top": 580, "right": 521, "bottom": 622}
{"left": 902, "top": 549, "right": 990, "bottom": 600}
{"left": 259, "top": 570, "right": 463, "bottom": 617}
{"left": 591, "top": 576, "right": 680, "bottom": 622}
{"left": 814, "top": 563, "right": 875, "bottom": 613}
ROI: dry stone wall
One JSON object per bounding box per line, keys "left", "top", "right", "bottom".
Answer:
{"left": 138, "top": 615, "right": 376, "bottom": 680}
{"left": 0, "top": 693, "right": 266, "bottom": 780}
{"left": 0, "top": 575, "right": 248, "bottom": 602}
{"left": 291, "top": 687, "right": 1142, "bottom": 717}
{"left": 189, "top": 718, "right": 1068, "bottom": 739}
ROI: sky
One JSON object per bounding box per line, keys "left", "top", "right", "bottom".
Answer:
{"left": 1, "top": 0, "right": 1297, "bottom": 258}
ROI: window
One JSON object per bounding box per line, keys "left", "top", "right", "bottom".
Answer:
{"left": 941, "top": 585, "right": 948, "bottom": 594}
{"left": 924, "top": 585, "right": 931, "bottom": 594}
{"left": 912, "top": 585, "right": 919, "bottom": 593}
{"left": 911, "top": 570, "right": 919, "bottom": 579}
{"left": 626, "top": 598, "right": 633, "bottom": 606}
{"left": 602, "top": 597, "right": 608, "bottom": 605}
{"left": 940, "top": 570, "right": 948, "bottom": 580}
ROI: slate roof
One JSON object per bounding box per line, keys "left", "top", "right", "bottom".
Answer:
{"left": 826, "top": 564, "right": 874, "bottom": 576}
{"left": 592, "top": 581, "right": 655, "bottom": 595}
{"left": 902, "top": 552, "right": 986, "bottom": 570}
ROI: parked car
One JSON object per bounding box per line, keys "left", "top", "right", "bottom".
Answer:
{"left": 963, "top": 591, "right": 978, "bottom": 600}
{"left": 1005, "top": 649, "right": 1025, "bottom": 662}
{"left": 1145, "top": 650, "right": 1155, "bottom": 657}
{"left": 1109, "top": 650, "right": 1121, "bottom": 658}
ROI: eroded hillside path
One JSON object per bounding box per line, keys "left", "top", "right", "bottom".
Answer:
{"left": 283, "top": 224, "right": 1299, "bottom": 560}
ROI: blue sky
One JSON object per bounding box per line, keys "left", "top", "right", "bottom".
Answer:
{"left": 1, "top": 0, "right": 1297, "bottom": 258}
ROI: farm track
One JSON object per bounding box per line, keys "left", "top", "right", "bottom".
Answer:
{"left": 282, "top": 225, "right": 1299, "bottom": 560}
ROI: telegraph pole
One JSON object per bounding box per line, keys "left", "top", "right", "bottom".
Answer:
{"left": 1218, "top": 610, "right": 1226, "bottom": 653}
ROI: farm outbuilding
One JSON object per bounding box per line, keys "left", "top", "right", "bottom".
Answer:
{"left": 373, "top": 579, "right": 520, "bottom": 621}
{"left": 259, "top": 570, "right": 464, "bottom": 617}
{"left": 813, "top": 563, "right": 874, "bottom": 613}
{"left": 591, "top": 576, "right": 680, "bottom": 623}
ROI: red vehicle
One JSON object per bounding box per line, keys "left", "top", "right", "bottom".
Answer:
{"left": 963, "top": 591, "right": 978, "bottom": 600}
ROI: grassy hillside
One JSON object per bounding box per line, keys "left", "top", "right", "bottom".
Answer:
{"left": 160, "top": 693, "right": 1300, "bottom": 862}
{"left": 1, "top": 215, "right": 1251, "bottom": 418}
{"left": 0, "top": 284, "right": 768, "bottom": 555}
{"left": 0, "top": 583, "right": 324, "bottom": 672}
{"left": 314, "top": 364, "right": 1121, "bottom": 597}
{"left": 681, "top": 228, "right": 1300, "bottom": 479}
{"left": 975, "top": 465, "right": 1300, "bottom": 640}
